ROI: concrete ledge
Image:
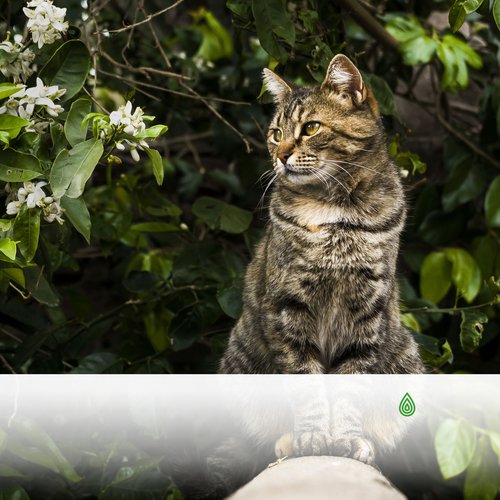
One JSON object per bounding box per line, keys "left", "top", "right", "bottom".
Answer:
{"left": 229, "top": 456, "right": 406, "bottom": 500}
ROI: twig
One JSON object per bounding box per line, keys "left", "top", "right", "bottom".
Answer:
{"left": 334, "top": 0, "right": 399, "bottom": 50}
{"left": 107, "top": 0, "right": 185, "bottom": 34}
{"left": 139, "top": 2, "right": 172, "bottom": 69}
{"left": 100, "top": 51, "right": 190, "bottom": 80}
{"left": 180, "top": 81, "right": 252, "bottom": 153}
{"left": 82, "top": 86, "right": 109, "bottom": 113}
{"left": 436, "top": 100, "right": 500, "bottom": 172}
{"left": 97, "top": 68, "right": 161, "bottom": 100}
{"left": 0, "top": 354, "right": 16, "bottom": 374}
{"left": 403, "top": 300, "right": 498, "bottom": 315}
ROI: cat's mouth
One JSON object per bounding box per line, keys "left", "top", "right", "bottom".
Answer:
{"left": 284, "top": 166, "right": 315, "bottom": 176}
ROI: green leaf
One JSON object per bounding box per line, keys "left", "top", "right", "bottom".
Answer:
{"left": 449, "top": 2, "right": 467, "bottom": 32}
{"left": 0, "top": 485, "right": 30, "bottom": 500}
{"left": 363, "top": 74, "right": 398, "bottom": 117}
{"left": 0, "top": 464, "right": 28, "bottom": 478}
{"left": 464, "top": 436, "right": 500, "bottom": 500}
{"left": 435, "top": 418, "right": 477, "bottom": 479}
{"left": 64, "top": 97, "right": 91, "bottom": 146}
{"left": 442, "top": 162, "right": 486, "bottom": 212}
{"left": 437, "top": 35, "right": 482, "bottom": 92}
{"left": 0, "top": 115, "right": 31, "bottom": 141}
{"left": 252, "top": 0, "right": 295, "bottom": 64}
{"left": 131, "top": 222, "right": 179, "bottom": 232}
{"left": 217, "top": 284, "right": 243, "bottom": 319}
{"left": 226, "top": 0, "right": 252, "bottom": 19}
{"left": 489, "top": 432, "right": 500, "bottom": 465}
{"left": 12, "top": 207, "right": 40, "bottom": 263}
{"left": 0, "top": 149, "right": 42, "bottom": 182}
{"left": 193, "top": 196, "right": 252, "bottom": 234}
{"left": 460, "top": 310, "right": 488, "bottom": 353}
{"left": 39, "top": 40, "right": 91, "bottom": 101}
{"left": 400, "top": 35, "right": 437, "bottom": 65}
{"left": 23, "top": 265, "right": 60, "bottom": 306}
{"left": 485, "top": 176, "right": 500, "bottom": 227}
{"left": 449, "top": 1, "right": 483, "bottom": 32}
{"left": 144, "top": 309, "right": 174, "bottom": 352}
{"left": 0, "top": 82, "right": 24, "bottom": 100}
{"left": 71, "top": 352, "right": 123, "bottom": 373}
{"left": 8, "top": 416, "right": 81, "bottom": 482}
{"left": 60, "top": 196, "right": 91, "bottom": 243}
{"left": 50, "top": 138, "right": 104, "bottom": 199}
{"left": 494, "top": 0, "right": 500, "bottom": 30}
{"left": 145, "top": 148, "right": 164, "bottom": 186}
{"left": 0, "top": 239, "right": 17, "bottom": 260}
{"left": 401, "top": 312, "right": 420, "bottom": 332}
{"left": 135, "top": 124, "right": 168, "bottom": 140}
{"left": 385, "top": 15, "right": 426, "bottom": 43}
{"left": 472, "top": 235, "right": 500, "bottom": 279}
{"left": 192, "top": 8, "right": 233, "bottom": 61}
{"left": 444, "top": 247, "right": 482, "bottom": 303}
{"left": 420, "top": 251, "right": 452, "bottom": 304}
{"left": 412, "top": 332, "right": 453, "bottom": 367}
{"left": 109, "top": 457, "right": 163, "bottom": 488}
{"left": 1, "top": 268, "right": 25, "bottom": 288}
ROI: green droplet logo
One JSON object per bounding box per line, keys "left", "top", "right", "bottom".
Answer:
{"left": 399, "top": 392, "right": 416, "bottom": 417}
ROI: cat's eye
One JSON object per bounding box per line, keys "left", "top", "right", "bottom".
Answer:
{"left": 272, "top": 129, "right": 283, "bottom": 142}
{"left": 302, "top": 122, "right": 320, "bottom": 136}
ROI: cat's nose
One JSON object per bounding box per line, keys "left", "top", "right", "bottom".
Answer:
{"left": 277, "top": 150, "right": 293, "bottom": 164}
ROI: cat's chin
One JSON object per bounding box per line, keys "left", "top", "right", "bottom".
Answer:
{"left": 282, "top": 166, "right": 319, "bottom": 185}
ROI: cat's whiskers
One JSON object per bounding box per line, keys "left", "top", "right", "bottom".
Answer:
{"left": 308, "top": 165, "right": 351, "bottom": 195}
{"left": 257, "top": 169, "right": 275, "bottom": 185}
{"left": 258, "top": 173, "right": 278, "bottom": 209}
{"left": 324, "top": 158, "right": 378, "bottom": 174}
{"left": 319, "top": 160, "right": 354, "bottom": 180}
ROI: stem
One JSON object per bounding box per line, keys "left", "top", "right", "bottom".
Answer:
{"left": 403, "top": 300, "right": 497, "bottom": 315}
{"left": 334, "top": 0, "right": 399, "bottom": 50}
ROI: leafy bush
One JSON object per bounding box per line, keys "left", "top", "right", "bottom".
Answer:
{"left": 0, "top": 0, "right": 500, "bottom": 496}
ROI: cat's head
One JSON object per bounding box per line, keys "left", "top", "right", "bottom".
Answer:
{"left": 263, "top": 55, "right": 383, "bottom": 189}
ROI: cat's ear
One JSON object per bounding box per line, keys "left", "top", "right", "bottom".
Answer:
{"left": 321, "top": 54, "right": 367, "bottom": 105}
{"left": 262, "top": 68, "right": 293, "bottom": 103}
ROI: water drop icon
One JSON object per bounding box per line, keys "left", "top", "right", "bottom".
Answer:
{"left": 399, "top": 392, "right": 416, "bottom": 417}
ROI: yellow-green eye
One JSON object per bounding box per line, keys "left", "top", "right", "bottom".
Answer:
{"left": 273, "top": 129, "right": 283, "bottom": 142}
{"left": 303, "top": 122, "right": 320, "bottom": 136}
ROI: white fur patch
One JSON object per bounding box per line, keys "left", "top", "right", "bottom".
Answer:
{"left": 330, "top": 68, "right": 352, "bottom": 86}
{"left": 263, "top": 69, "right": 291, "bottom": 102}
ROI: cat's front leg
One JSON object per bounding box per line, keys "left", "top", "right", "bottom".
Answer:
{"left": 329, "top": 387, "right": 376, "bottom": 466}
{"left": 275, "top": 376, "right": 335, "bottom": 458}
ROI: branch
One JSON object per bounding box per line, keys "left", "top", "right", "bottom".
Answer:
{"left": 106, "top": 0, "right": 185, "bottom": 34}
{"left": 231, "top": 457, "right": 405, "bottom": 499}
{"left": 100, "top": 51, "right": 190, "bottom": 80}
{"left": 334, "top": 0, "right": 399, "bottom": 50}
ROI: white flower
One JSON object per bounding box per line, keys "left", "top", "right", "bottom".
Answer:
{"left": 109, "top": 101, "right": 146, "bottom": 137}
{"left": 16, "top": 181, "right": 48, "bottom": 208}
{"left": 43, "top": 199, "right": 64, "bottom": 224}
{"left": 4, "top": 78, "right": 66, "bottom": 122}
{"left": 23, "top": 0, "right": 69, "bottom": 49}
{"left": 6, "top": 200, "right": 23, "bottom": 215}
{"left": 26, "top": 181, "right": 48, "bottom": 208}
{"left": 0, "top": 40, "right": 35, "bottom": 82}
{"left": 130, "top": 147, "right": 140, "bottom": 162}
{"left": 17, "top": 77, "right": 65, "bottom": 117}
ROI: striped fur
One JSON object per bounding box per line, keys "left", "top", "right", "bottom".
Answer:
{"left": 220, "top": 55, "right": 423, "bottom": 376}
{"left": 215, "top": 56, "right": 424, "bottom": 476}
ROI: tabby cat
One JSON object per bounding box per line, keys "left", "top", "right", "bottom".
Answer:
{"left": 220, "top": 54, "right": 423, "bottom": 377}
{"left": 177, "top": 55, "right": 425, "bottom": 498}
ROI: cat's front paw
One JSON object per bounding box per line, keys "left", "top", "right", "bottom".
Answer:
{"left": 275, "top": 431, "right": 335, "bottom": 458}
{"left": 332, "top": 435, "right": 375, "bottom": 465}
